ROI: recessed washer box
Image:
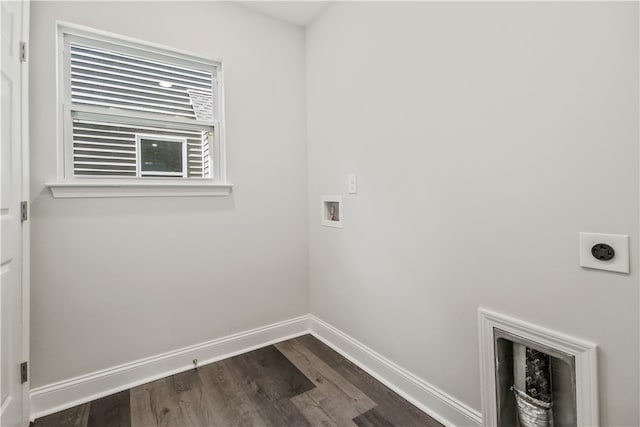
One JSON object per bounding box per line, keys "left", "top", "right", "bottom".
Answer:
{"left": 579, "top": 232, "right": 629, "bottom": 273}
{"left": 321, "top": 195, "right": 342, "bottom": 228}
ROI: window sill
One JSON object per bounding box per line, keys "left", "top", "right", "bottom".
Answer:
{"left": 46, "top": 181, "right": 233, "bottom": 199}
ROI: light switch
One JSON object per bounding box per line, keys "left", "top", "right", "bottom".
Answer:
{"left": 348, "top": 174, "right": 358, "bottom": 194}
{"left": 579, "top": 232, "right": 629, "bottom": 273}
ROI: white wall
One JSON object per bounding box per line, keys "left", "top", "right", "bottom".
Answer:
{"left": 30, "top": 2, "right": 640, "bottom": 424}
{"left": 306, "top": 2, "right": 639, "bottom": 425}
{"left": 30, "top": 1, "right": 308, "bottom": 388}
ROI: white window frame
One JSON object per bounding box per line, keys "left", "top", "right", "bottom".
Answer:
{"left": 47, "top": 22, "right": 231, "bottom": 198}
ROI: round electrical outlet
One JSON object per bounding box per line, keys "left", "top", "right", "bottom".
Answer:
{"left": 591, "top": 243, "right": 615, "bottom": 261}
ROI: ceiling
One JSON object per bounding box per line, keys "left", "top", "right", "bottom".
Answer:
{"left": 237, "top": 1, "right": 330, "bottom": 27}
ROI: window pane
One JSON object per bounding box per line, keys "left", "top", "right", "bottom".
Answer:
{"left": 140, "top": 138, "right": 183, "bottom": 175}
{"left": 72, "top": 115, "right": 211, "bottom": 178}
{"left": 70, "top": 43, "right": 216, "bottom": 122}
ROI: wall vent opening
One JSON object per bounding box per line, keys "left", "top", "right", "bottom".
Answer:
{"left": 479, "top": 309, "right": 598, "bottom": 427}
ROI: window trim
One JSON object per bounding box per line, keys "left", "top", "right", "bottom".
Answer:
{"left": 46, "top": 181, "right": 232, "bottom": 198}
{"left": 50, "top": 22, "right": 230, "bottom": 197}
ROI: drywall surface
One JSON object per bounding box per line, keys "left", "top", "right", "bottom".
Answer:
{"left": 30, "top": 1, "right": 308, "bottom": 387}
{"left": 306, "top": 2, "right": 639, "bottom": 425}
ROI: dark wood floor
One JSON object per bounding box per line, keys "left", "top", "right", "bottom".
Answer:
{"left": 33, "top": 335, "right": 442, "bottom": 427}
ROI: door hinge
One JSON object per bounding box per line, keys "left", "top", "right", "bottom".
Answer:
{"left": 19, "top": 42, "right": 27, "bottom": 62}
{"left": 20, "top": 201, "right": 28, "bottom": 222}
{"left": 20, "top": 362, "right": 28, "bottom": 384}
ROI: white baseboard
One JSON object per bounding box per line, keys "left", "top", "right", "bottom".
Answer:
{"left": 30, "top": 315, "right": 312, "bottom": 420}
{"left": 31, "top": 314, "right": 481, "bottom": 427}
{"left": 310, "top": 316, "right": 482, "bottom": 427}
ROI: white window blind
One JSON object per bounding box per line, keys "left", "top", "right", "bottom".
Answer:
{"left": 62, "top": 31, "right": 220, "bottom": 180}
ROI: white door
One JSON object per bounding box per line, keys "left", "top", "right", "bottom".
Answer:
{"left": 1, "top": 0, "right": 28, "bottom": 425}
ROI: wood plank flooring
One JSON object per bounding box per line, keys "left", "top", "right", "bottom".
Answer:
{"left": 33, "top": 335, "right": 443, "bottom": 427}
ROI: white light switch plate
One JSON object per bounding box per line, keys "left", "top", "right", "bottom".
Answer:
{"left": 348, "top": 174, "right": 358, "bottom": 194}
{"left": 579, "top": 232, "right": 629, "bottom": 273}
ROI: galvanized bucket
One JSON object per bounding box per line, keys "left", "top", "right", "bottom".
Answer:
{"left": 511, "top": 386, "right": 554, "bottom": 427}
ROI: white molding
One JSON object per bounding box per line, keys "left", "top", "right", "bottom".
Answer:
{"left": 478, "top": 308, "right": 599, "bottom": 427}
{"left": 310, "top": 316, "right": 482, "bottom": 427}
{"left": 30, "top": 315, "right": 311, "bottom": 420}
{"left": 46, "top": 181, "right": 233, "bottom": 198}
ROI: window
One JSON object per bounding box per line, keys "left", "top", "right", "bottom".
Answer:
{"left": 54, "top": 25, "right": 228, "bottom": 197}
{"left": 136, "top": 135, "right": 187, "bottom": 177}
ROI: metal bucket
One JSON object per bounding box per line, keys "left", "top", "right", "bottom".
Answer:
{"left": 512, "top": 386, "right": 554, "bottom": 427}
